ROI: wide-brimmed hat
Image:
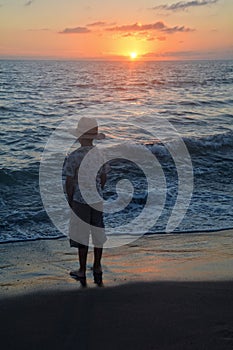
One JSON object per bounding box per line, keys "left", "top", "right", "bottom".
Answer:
{"left": 69, "top": 117, "right": 105, "bottom": 140}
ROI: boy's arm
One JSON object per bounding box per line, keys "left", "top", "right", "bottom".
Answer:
{"left": 65, "top": 176, "right": 75, "bottom": 207}
{"left": 100, "top": 162, "right": 110, "bottom": 188}
{"left": 100, "top": 172, "right": 106, "bottom": 189}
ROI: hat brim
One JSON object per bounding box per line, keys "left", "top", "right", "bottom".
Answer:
{"left": 69, "top": 129, "right": 105, "bottom": 140}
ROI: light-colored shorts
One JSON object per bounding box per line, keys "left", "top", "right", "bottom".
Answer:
{"left": 69, "top": 201, "right": 106, "bottom": 248}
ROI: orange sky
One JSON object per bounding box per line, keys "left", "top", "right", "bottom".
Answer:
{"left": 0, "top": 0, "right": 232, "bottom": 60}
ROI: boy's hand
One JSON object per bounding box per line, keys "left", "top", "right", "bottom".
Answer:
{"left": 66, "top": 176, "right": 75, "bottom": 207}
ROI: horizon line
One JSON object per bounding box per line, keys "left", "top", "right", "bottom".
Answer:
{"left": 0, "top": 56, "right": 232, "bottom": 62}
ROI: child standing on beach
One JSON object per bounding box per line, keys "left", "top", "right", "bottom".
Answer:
{"left": 64, "top": 117, "right": 107, "bottom": 286}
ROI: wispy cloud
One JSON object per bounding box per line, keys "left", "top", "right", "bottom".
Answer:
{"left": 106, "top": 21, "right": 194, "bottom": 34}
{"left": 59, "top": 21, "right": 194, "bottom": 37}
{"left": 28, "top": 28, "right": 51, "bottom": 32}
{"left": 151, "top": 0, "right": 219, "bottom": 12}
{"left": 86, "top": 21, "right": 117, "bottom": 28}
{"left": 142, "top": 47, "right": 233, "bottom": 59}
{"left": 122, "top": 33, "right": 134, "bottom": 37}
{"left": 157, "top": 36, "right": 167, "bottom": 41}
{"left": 86, "top": 21, "right": 107, "bottom": 27}
{"left": 25, "top": 0, "right": 34, "bottom": 6}
{"left": 142, "top": 50, "right": 202, "bottom": 58}
{"left": 59, "top": 27, "right": 91, "bottom": 34}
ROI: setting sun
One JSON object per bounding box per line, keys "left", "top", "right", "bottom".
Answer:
{"left": 130, "top": 52, "right": 138, "bottom": 60}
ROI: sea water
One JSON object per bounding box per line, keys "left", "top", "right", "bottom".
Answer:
{"left": 1, "top": 59, "right": 233, "bottom": 243}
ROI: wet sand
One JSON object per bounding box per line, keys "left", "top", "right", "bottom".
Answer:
{"left": 1, "top": 230, "right": 233, "bottom": 295}
{"left": 0, "top": 230, "right": 233, "bottom": 349}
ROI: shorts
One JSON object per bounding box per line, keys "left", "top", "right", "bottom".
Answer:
{"left": 69, "top": 200, "right": 107, "bottom": 248}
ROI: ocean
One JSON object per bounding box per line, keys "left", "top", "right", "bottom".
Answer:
{"left": 1, "top": 59, "right": 233, "bottom": 244}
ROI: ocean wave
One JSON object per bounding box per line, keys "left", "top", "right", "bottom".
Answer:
{"left": 179, "top": 99, "right": 231, "bottom": 107}
{"left": 1, "top": 131, "right": 232, "bottom": 186}
{"left": 0, "top": 166, "right": 39, "bottom": 185}
{"left": 183, "top": 131, "right": 233, "bottom": 153}
{"left": 145, "top": 131, "right": 233, "bottom": 161}
{"left": 0, "top": 105, "right": 12, "bottom": 112}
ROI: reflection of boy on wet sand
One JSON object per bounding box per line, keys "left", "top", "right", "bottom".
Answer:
{"left": 64, "top": 117, "right": 107, "bottom": 286}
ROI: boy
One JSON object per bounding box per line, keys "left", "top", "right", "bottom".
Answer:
{"left": 64, "top": 117, "right": 107, "bottom": 286}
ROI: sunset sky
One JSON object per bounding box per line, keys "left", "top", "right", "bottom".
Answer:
{"left": 0, "top": 0, "right": 232, "bottom": 60}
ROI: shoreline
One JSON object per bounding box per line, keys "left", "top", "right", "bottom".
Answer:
{"left": 1, "top": 226, "right": 233, "bottom": 245}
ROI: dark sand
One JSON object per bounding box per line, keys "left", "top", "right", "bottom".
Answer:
{"left": 1, "top": 282, "right": 233, "bottom": 349}
{"left": 1, "top": 230, "right": 233, "bottom": 349}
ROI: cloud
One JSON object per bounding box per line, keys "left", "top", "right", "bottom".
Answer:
{"left": 86, "top": 21, "right": 107, "bottom": 27}
{"left": 142, "top": 48, "right": 233, "bottom": 60}
{"left": 86, "top": 21, "right": 117, "bottom": 28}
{"left": 59, "top": 21, "right": 194, "bottom": 37}
{"left": 25, "top": 0, "right": 34, "bottom": 6}
{"left": 157, "top": 36, "right": 167, "bottom": 41}
{"left": 164, "top": 25, "right": 194, "bottom": 33}
{"left": 151, "top": 0, "right": 219, "bottom": 12}
{"left": 59, "top": 27, "right": 91, "bottom": 34}
{"left": 143, "top": 51, "right": 216, "bottom": 59}
{"left": 142, "top": 50, "right": 203, "bottom": 58}
{"left": 106, "top": 21, "right": 194, "bottom": 34}
{"left": 122, "top": 33, "right": 134, "bottom": 37}
{"left": 28, "top": 28, "right": 51, "bottom": 32}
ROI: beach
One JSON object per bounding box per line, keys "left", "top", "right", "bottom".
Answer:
{"left": 1, "top": 230, "right": 233, "bottom": 349}
{"left": 1, "top": 1, "right": 233, "bottom": 348}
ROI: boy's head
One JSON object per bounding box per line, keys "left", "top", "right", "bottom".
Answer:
{"left": 69, "top": 117, "right": 105, "bottom": 142}
{"left": 77, "top": 117, "right": 98, "bottom": 141}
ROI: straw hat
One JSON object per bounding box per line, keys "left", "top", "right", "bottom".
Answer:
{"left": 69, "top": 117, "right": 105, "bottom": 140}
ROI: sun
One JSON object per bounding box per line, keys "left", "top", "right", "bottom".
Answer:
{"left": 130, "top": 52, "right": 138, "bottom": 60}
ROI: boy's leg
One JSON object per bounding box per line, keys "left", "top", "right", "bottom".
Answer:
{"left": 93, "top": 247, "right": 103, "bottom": 285}
{"left": 70, "top": 243, "right": 88, "bottom": 285}
{"left": 78, "top": 244, "right": 88, "bottom": 275}
{"left": 70, "top": 202, "right": 90, "bottom": 277}
{"left": 93, "top": 247, "right": 102, "bottom": 272}
{"left": 90, "top": 203, "right": 105, "bottom": 284}
{"left": 91, "top": 202, "right": 106, "bottom": 272}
